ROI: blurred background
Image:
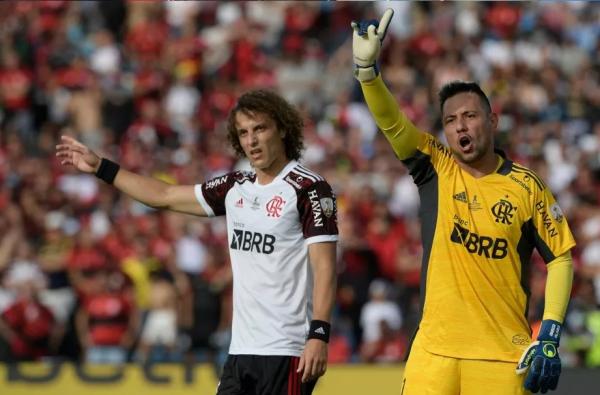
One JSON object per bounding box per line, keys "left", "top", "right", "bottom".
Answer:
{"left": 0, "top": 0, "right": 599, "bottom": 385}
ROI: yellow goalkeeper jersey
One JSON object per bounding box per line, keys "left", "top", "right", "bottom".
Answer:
{"left": 407, "top": 132, "right": 575, "bottom": 362}
{"left": 360, "top": 77, "right": 576, "bottom": 362}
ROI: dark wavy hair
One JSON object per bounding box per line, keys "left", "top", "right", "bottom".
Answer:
{"left": 227, "top": 90, "right": 305, "bottom": 161}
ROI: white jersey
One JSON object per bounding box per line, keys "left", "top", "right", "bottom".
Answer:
{"left": 194, "top": 160, "right": 338, "bottom": 356}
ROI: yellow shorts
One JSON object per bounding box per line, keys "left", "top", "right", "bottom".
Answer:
{"left": 401, "top": 334, "right": 530, "bottom": 395}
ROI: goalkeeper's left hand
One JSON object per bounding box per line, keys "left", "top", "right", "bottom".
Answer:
{"left": 516, "top": 319, "right": 562, "bottom": 393}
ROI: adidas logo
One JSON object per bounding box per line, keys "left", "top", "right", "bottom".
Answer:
{"left": 314, "top": 327, "right": 326, "bottom": 335}
{"left": 453, "top": 191, "right": 467, "bottom": 203}
{"left": 235, "top": 198, "right": 244, "bottom": 208}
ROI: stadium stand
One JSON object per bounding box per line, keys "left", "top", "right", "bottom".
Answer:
{"left": 0, "top": 1, "right": 598, "bottom": 372}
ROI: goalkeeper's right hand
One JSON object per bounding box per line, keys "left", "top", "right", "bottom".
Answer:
{"left": 351, "top": 8, "right": 394, "bottom": 82}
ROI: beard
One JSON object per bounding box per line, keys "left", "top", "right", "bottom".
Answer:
{"left": 450, "top": 143, "right": 488, "bottom": 165}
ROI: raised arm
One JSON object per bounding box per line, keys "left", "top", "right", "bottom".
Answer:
{"left": 56, "top": 135, "right": 206, "bottom": 216}
{"left": 352, "top": 9, "right": 422, "bottom": 160}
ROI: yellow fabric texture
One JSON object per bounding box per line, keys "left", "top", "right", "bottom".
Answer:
{"left": 542, "top": 252, "right": 574, "bottom": 323}
{"left": 402, "top": 334, "right": 531, "bottom": 395}
{"left": 359, "top": 76, "right": 421, "bottom": 160}
{"left": 121, "top": 256, "right": 155, "bottom": 309}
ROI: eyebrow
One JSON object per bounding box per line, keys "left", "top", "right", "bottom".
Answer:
{"left": 237, "top": 121, "right": 267, "bottom": 133}
{"left": 444, "top": 110, "right": 479, "bottom": 119}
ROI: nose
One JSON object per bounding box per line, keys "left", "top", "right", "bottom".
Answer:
{"left": 456, "top": 118, "right": 468, "bottom": 133}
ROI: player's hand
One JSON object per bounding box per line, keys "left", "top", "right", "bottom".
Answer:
{"left": 351, "top": 8, "right": 394, "bottom": 82}
{"left": 56, "top": 135, "right": 101, "bottom": 174}
{"left": 297, "top": 339, "right": 328, "bottom": 383}
{"left": 516, "top": 320, "right": 562, "bottom": 393}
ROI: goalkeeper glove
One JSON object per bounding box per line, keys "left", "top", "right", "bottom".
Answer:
{"left": 516, "top": 319, "right": 562, "bottom": 393}
{"left": 351, "top": 8, "right": 394, "bottom": 82}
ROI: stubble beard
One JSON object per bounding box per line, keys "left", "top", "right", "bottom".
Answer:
{"left": 451, "top": 143, "right": 486, "bottom": 165}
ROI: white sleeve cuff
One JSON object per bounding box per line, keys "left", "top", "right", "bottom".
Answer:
{"left": 305, "top": 235, "right": 338, "bottom": 245}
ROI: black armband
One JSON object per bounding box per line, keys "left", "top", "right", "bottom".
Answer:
{"left": 307, "top": 320, "right": 330, "bottom": 343}
{"left": 95, "top": 158, "right": 120, "bottom": 184}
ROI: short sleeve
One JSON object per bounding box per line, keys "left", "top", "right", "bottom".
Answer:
{"left": 531, "top": 186, "right": 576, "bottom": 263}
{"left": 297, "top": 181, "right": 339, "bottom": 244}
{"left": 194, "top": 174, "right": 235, "bottom": 217}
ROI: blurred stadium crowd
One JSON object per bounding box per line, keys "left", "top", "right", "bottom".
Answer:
{"left": 0, "top": 1, "right": 599, "bottom": 368}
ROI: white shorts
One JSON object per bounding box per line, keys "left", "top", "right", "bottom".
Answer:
{"left": 141, "top": 309, "right": 177, "bottom": 346}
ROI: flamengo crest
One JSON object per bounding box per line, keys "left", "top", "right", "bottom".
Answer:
{"left": 266, "top": 195, "right": 286, "bottom": 217}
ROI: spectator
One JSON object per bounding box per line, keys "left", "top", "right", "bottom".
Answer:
{"left": 0, "top": 261, "right": 58, "bottom": 361}
{"left": 360, "top": 320, "right": 407, "bottom": 364}
{"left": 136, "top": 270, "right": 179, "bottom": 363}
{"left": 75, "top": 268, "right": 138, "bottom": 364}
{"left": 37, "top": 211, "right": 76, "bottom": 325}
{"left": 359, "top": 280, "right": 403, "bottom": 342}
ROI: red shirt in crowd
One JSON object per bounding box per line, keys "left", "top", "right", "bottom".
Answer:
{"left": 0, "top": 67, "right": 33, "bottom": 110}
{"left": 366, "top": 221, "right": 407, "bottom": 281}
{"left": 67, "top": 247, "right": 106, "bottom": 271}
{"left": 126, "top": 20, "right": 168, "bottom": 63}
{"left": 2, "top": 299, "right": 54, "bottom": 359}
{"left": 83, "top": 292, "right": 132, "bottom": 346}
{"left": 486, "top": 3, "right": 521, "bottom": 38}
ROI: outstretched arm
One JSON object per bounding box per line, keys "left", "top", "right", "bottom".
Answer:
{"left": 352, "top": 9, "right": 422, "bottom": 160}
{"left": 56, "top": 135, "right": 206, "bottom": 216}
{"left": 297, "top": 241, "right": 337, "bottom": 383}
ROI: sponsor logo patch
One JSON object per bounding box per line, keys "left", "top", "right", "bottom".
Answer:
{"left": 509, "top": 174, "right": 532, "bottom": 195}
{"left": 512, "top": 334, "right": 529, "bottom": 345}
{"left": 453, "top": 191, "right": 467, "bottom": 203}
{"left": 450, "top": 222, "right": 508, "bottom": 259}
{"left": 308, "top": 189, "right": 323, "bottom": 227}
{"left": 469, "top": 195, "right": 482, "bottom": 211}
{"left": 550, "top": 202, "right": 564, "bottom": 224}
{"left": 230, "top": 229, "right": 275, "bottom": 254}
{"left": 320, "top": 197, "right": 334, "bottom": 218}
{"left": 206, "top": 175, "right": 228, "bottom": 189}
{"left": 542, "top": 343, "right": 557, "bottom": 358}
{"left": 535, "top": 201, "right": 558, "bottom": 238}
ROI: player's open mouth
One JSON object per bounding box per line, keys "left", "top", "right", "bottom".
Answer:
{"left": 250, "top": 148, "right": 262, "bottom": 158}
{"left": 458, "top": 135, "right": 473, "bottom": 152}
